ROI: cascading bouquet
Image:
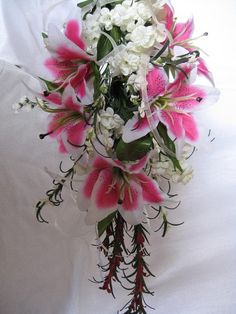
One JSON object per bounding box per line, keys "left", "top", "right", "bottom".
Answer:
{"left": 14, "top": 0, "right": 220, "bottom": 313}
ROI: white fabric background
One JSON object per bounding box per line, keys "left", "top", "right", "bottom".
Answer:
{"left": 0, "top": 1, "right": 236, "bottom": 313}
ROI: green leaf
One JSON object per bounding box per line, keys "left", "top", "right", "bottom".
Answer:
{"left": 97, "top": 211, "right": 117, "bottom": 237}
{"left": 157, "top": 123, "right": 183, "bottom": 172}
{"left": 77, "top": 0, "right": 94, "bottom": 8}
{"left": 116, "top": 136, "right": 153, "bottom": 162}
{"left": 97, "top": 26, "right": 122, "bottom": 61}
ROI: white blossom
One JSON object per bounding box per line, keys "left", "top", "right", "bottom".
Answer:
{"left": 109, "top": 49, "right": 141, "bottom": 76}
{"left": 99, "top": 7, "right": 113, "bottom": 31}
{"left": 83, "top": 13, "right": 101, "bottom": 52}
{"left": 129, "top": 25, "right": 158, "bottom": 52}
{"left": 12, "top": 96, "right": 35, "bottom": 113}
{"left": 98, "top": 107, "right": 124, "bottom": 130}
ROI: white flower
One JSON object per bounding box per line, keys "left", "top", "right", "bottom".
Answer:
{"left": 130, "top": 25, "right": 157, "bottom": 52}
{"left": 110, "top": 49, "right": 140, "bottom": 76}
{"left": 12, "top": 96, "right": 35, "bottom": 113}
{"left": 111, "top": 2, "right": 139, "bottom": 32}
{"left": 151, "top": 160, "right": 170, "bottom": 176}
{"left": 127, "top": 73, "right": 143, "bottom": 91}
{"left": 137, "top": 2, "right": 152, "bottom": 21}
{"left": 83, "top": 13, "right": 101, "bottom": 51}
{"left": 170, "top": 166, "right": 194, "bottom": 185}
{"left": 99, "top": 129, "right": 114, "bottom": 149}
{"left": 99, "top": 8, "right": 113, "bottom": 31}
{"left": 99, "top": 107, "right": 124, "bottom": 130}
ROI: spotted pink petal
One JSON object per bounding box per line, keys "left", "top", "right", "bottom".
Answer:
{"left": 47, "top": 24, "right": 92, "bottom": 62}
{"left": 159, "top": 110, "right": 184, "bottom": 139}
{"left": 122, "top": 109, "right": 159, "bottom": 143}
{"left": 173, "top": 18, "right": 194, "bottom": 43}
{"left": 146, "top": 67, "right": 168, "bottom": 99}
{"left": 170, "top": 83, "right": 220, "bottom": 111}
{"left": 136, "top": 173, "right": 163, "bottom": 204}
{"left": 65, "top": 19, "right": 85, "bottom": 50}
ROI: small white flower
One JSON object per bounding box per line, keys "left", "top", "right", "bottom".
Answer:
{"left": 110, "top": 49, "right": 140, "bottom": 76}
{"left": 99, "top": 8, "right": 113, "bottom": 31}
{"left": 83, "top": 13, "right": 101, "bottom": 51}
{"left": 137, "top": 3, "right": 152, "bottom": 21}
{"left": 127, "top": 73, "right": 143, "bottom": 91}
{"left": 130, "top": 25, "right": 157, "bottom": 52}
{"left": 99, "top": 129, "right": 114, "bottom": 149}
{"left": 99, "top": 107, "right": 124, "bottom": 130}
{"left": 12, "top": 103, "right": 22, "bottom": 113}
{"left": 12, "top": 96, "right": 35, "bottom": 113}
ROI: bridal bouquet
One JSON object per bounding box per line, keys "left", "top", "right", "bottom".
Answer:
{"left": 14, "top": 0, "right": 220, "bottom": 312}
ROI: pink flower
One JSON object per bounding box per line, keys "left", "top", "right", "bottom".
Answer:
{"left": 163, "top": 4, "right": 194, "bottom": 49}
{"left": 123, "top": 66, "right": 220, "bottom": 144}
{"left": 162, "top": 4, "right": 214, "bottom": 85}
{"left": 42, "top": 86, "right": 90, "bottom": 154}
{"left": 77, "top": 155, "right": 164, "bottom": 225}
{"left": 44, "top": 17, "right": 93, "bottom": 102}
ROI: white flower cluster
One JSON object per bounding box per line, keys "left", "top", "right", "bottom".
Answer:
{"left": 150, "top": 144, "right": 194, "bottom": 185}
{"left": 97, "top": 107, "right": 124, "bottom": 148}
{"left": 82, "top": 12, "right": 101, "bottom": 53}
{"left": 83, "top": 0, "right": 166, "bottom": 76}
{"left": 12, "top": 96, "right": 36, "bottom": 113}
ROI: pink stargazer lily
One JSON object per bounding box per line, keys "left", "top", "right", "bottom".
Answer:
{"left": 77, "top": 155, "right": 164, "bottom": 225}
{"left": 163, "top": 4, "right": 194, "bottom": 49}
{"left": 44, "top": 16, "right": 93, "bottom": 102}
{"left": 122, "top": 66, "right": 220, "bottom": 144}
{"left": 162, "top": 4, "right": 214, "bottom": 85}
{"left": 43, "top": 86, "right": 90, "bottom": 154}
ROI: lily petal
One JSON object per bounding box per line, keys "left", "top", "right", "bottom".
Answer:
{"left": 170, "top": 83, "right": 220, "bottom": 112}
{"left": 122, "top": 110, "right": 159, "bottom": 143}
{"left": 173, "top": 18, "right": 194, "bottom": 43}
{"left": 83, "top": 169, "right": 100, "bottom": 199}
{"left": 65, "top": 19, "right": 85, "bottom": 50}
{"left": 119, "top": 180, "right": 144, "bottom": 225}
{"left": 181, "top": 113, "right": 199, "bottom": 142}
{"left": 66, "top": 121, "right": 88, "bottom": 147}
{"left": 146, "top": 67, "right": 168, "bottom": 99}
{"left": 127, "top": 155, "right": 149, "bottom": 173}
{"left": 197, "top": 57, "right": 215, "bottom": 86}
{"left": 136, "top": 173, "right": 164, "bottom": 204}
{"left": 159, "top": 110, "right": 184, "bottom": 139}
{"left": 47, "top": 23, "right": 92, "bottom": 62}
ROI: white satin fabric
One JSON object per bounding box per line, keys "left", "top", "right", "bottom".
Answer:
{"left": 0, "top": 1, "right": 236, "bottom": 313}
